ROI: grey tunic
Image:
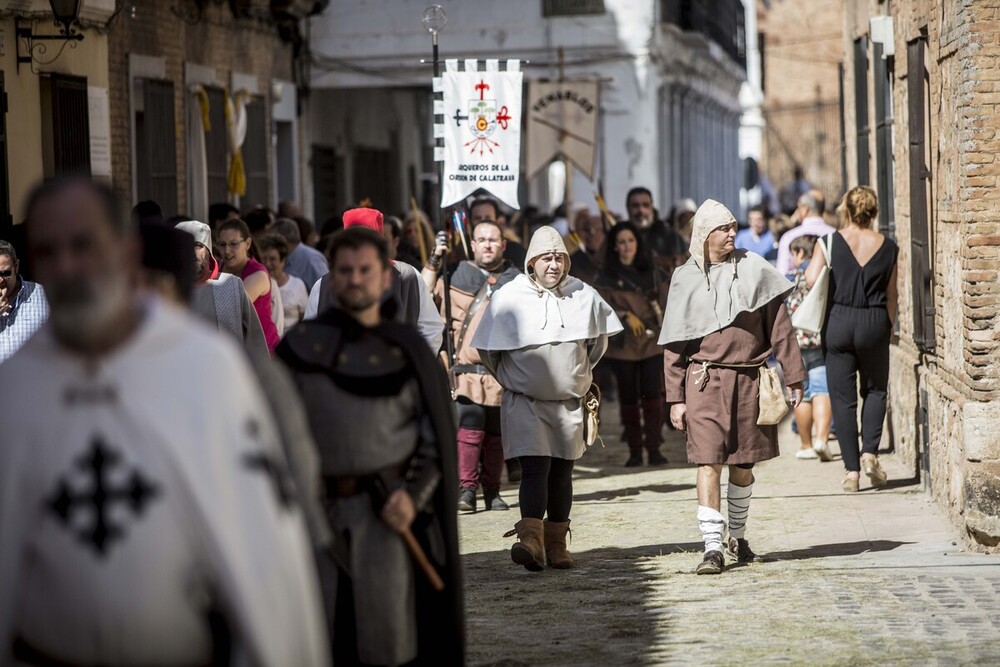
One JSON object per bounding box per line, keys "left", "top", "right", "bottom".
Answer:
{"left": 293, "top": 334, "right": 437, "bottom": 667}
{"left": 189, "top": 274, "right": 269, "bottom": 363}
{"left": 482, "top": 336, "right": 609, "bottom": 460}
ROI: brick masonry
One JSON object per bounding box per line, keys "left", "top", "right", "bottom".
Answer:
{"left": 756, "top": 0, "right": 845, "bottom": 200}
{"left": 844, "top": 0, "right": 1000, "bottom": 550}
{"left": 107, "top": 3, "right": 294, "bottom": 214}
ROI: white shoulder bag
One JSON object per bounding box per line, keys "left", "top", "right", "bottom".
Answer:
{"left": 790, "top": 234, "right": 833, "bottom": 334}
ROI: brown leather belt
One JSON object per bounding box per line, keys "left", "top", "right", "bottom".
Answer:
{"left": 323, "top": 464, "right": 407, "bottom": 499}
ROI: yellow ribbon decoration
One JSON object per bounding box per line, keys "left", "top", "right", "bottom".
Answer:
{"left": 192, "top": 85, "right": 211, "bottom": 132}
{"left": 225, "top": 90, "right": 247, "bottom": 197}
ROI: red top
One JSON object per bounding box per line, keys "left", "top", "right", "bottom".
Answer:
{"left": 241, "top": 257, "right": 280, "bottom": 351}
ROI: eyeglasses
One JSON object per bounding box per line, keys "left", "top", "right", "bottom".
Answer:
{"left": 0, "top": 269, "right": 13, "bottom": 278}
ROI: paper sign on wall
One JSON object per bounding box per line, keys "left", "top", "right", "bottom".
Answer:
{"left": 87, "top": 86, "right": 112, "bottom": 178}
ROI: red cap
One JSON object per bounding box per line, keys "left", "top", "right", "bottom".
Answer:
{"left": 343, "top": 208, "right": 384, "bottom": 232}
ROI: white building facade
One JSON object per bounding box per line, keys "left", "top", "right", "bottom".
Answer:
{"left": 306, "top": 0, "right": 748, "bottom": 224}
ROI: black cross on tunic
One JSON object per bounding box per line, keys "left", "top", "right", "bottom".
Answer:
{"left": 46, "top": 436, "right": 161, "bottom": 557}
{"left": 452, "top": 108, "right": 469, "bottom": 127}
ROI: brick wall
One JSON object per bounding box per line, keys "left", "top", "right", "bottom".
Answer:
{"left": 107, "top": 3, "right": 294, "bottom": 215}
{"left": 757, "top": 0, "right": 844, "bottom": 198}
{"left": 844, "top": 0, "right": 1000, "bottom": 550}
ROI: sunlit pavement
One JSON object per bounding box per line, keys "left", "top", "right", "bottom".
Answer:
{"left": 459, "top": 401, "right": 1000, "bottom": 666}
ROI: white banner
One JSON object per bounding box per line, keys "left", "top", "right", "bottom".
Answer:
{"left": 441, "top": 64, "right": 523, "bottom": 210}
{"left": 525, "top": 80, "right": 599, "bottom": 179}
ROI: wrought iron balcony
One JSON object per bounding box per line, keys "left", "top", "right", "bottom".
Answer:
{"left": 662, "top": 0, "right": 747, "bottom": 69}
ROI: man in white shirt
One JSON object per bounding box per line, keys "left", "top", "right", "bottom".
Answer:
{"left": 775, "top": 190, "right": 836, "bottom": 275}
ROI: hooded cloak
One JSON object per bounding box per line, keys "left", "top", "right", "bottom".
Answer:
{"left": 471, "top": 226, "right": 622, "bottom": 351}
{"left": 659, "top": 199, "right": 792, "bottom": 346}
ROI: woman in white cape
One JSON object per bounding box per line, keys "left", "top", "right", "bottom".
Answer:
{"left": 473, "top": 226, "right": 622, "bottom": 572}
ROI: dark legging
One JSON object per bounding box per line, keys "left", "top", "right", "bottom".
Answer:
{"left": 518, "top": 456, "right": 574, "bottom": 522}
{"left": 825, "top": 306, "right": 891, "bottom": 472}
{"left": 456, "top": 401, "right": 501, "bottom": 434}
{"left": 609, "top": 355, "right": 663, "bottom": 404}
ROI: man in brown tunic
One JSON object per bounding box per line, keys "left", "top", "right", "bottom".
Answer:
{"left": 659, "top": 200, "right": 805, "bottom": 574}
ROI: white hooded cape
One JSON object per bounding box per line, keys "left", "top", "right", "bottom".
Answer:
{"left": 472, "top": 226, "right": 622, "bottom": 351}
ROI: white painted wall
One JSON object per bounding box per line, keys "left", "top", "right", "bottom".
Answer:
{"left": 307, "top": 0, "right": 745, "bottom": 221}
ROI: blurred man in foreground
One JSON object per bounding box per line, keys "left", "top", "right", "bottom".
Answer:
{"left": 0, "top": 177, "right": 329, "bottom": 666}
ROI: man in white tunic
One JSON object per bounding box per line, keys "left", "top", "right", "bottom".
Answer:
{"left": 473, "top": 226, "right": 622, "bottom": 571}
{"left": 0, "top": 177, "right": 329, "bottom": 666}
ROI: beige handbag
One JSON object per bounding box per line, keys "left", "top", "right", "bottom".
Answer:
{"left": 582, "top": 383, "right": 603, "bottom": 447}
{"left": 790, "top": 234, "right": 833, "bottom": 334}
{"left": 757, "top": 365, "right": 788, "bottom": 425}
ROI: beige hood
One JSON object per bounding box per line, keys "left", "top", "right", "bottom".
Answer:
{"left": 525, "top": 225, "right": 571, "bottom": 288}
{"left": 688, "top": 199, "right": 737, "bottom": 275}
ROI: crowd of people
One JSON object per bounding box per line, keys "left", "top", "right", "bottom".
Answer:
{"left": 0, "top": 171, "right": 898, "bottom": 664}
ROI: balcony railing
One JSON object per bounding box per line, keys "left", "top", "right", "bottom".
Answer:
{"left": 662, "top": 0, "right": 747, "bottom": 69}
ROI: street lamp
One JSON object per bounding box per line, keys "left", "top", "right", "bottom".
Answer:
{"left": 421, "top": 4, "right": 456, "bottom": 368}
{"left": 421, "top": 3, "right": 449, "bottom": 211}
{"left": 16, "top": 0, "right": 85, "bottom": 74}
{"left": 421, "top": 4, "right": 448, "bottom": 56}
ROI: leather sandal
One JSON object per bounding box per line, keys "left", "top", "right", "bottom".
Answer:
{"left": 862, "top": 458, "right": 888, "bottom": 488}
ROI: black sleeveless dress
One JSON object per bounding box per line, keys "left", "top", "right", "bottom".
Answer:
{"left": 823, "top": 231, "right": 899, "bottom": 467}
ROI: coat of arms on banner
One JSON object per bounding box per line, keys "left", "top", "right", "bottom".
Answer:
{"left": 440, "top": 63, "right": 522, "bottom": 210}
{"left": 462, "top": 80, "right": 514, "bottom": 155}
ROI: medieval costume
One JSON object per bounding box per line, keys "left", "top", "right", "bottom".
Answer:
{"left": 659, "top": 199, "right": 805, "bottom": 571}
{"left": 0, "top": 300, "right": 329, "bottom": 666}
{"left": 473, "top": 227, "right": 622, "bottom": 571}
{"left": 146, "top": 222, "right": 332, "bottom": 566}
{"left": 433, "top": 259, "right": 520, "bottom": 512}
{"left": 277, "top": 304, "right": 463, "bottom": 666}
{"left": 595, "top": 222, "right": 670, "bottom": 467}
{"left": 177, "top": 220, "right": 270, "bottom": 363}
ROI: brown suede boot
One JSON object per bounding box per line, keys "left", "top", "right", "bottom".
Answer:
{"left": 544, "top": 520, "right": 575, "bottom": 569}
{"left": 506, "top": 518, "right": 545, "bottom": 571}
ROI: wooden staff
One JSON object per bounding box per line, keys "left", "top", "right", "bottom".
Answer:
{"left": 401, "top": 530, "right": 445, "bottom": 592}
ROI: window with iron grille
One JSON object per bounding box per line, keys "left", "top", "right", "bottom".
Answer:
{"left": 873, "top": 42, "right": 895, "bottom": 238}
{"left": 135, "top": 79, "right": 179, "bottom": 217}
{"left": 242, "top": 96, "right": 270, "bottom": 209}
{"left": 311, "top": 145, "right": 341, "bottom": 228}
{"left": 40, "top": 73, "right": 91, "bottom": 177}
{"left": 205, "top": 87, "right": 229, "bottom": 206}
{"left": 907, "top": 35, "right": 934, "bottom": 352}
{"left": 661, "top": 0, "right": 746, "bottom": 69}
{"left": 353, "top": 146, "right": 396, "bottom": 212}
{"left": 853, "top": 37, "right": 871, "bottom": 185}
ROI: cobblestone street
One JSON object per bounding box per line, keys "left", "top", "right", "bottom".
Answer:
{"left": 459, "top": 405, "right": 1000, "bottom": 666}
